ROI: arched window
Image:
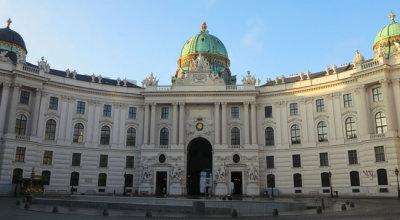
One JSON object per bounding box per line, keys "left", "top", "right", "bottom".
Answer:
{"left": 100, "top": 126, "right": 110, "bottom": 145}
{"left": 321, "top": 172, "right": 330, "bottom": 187}
{"left": 73, "top": 123, "right": 84, "bottom": 143}
{"left": 231, "top": 127, "right": 240, "bottom": 145}
{"left": 345, "top": 117, "right": 357, "bottom": 139}
{"left": 98, "top": 173, "right": 107, "bottom": 187}
{"left": 265, "top": 127, "right": 274, "bottom": 146}
{"left": 317, "top": 121, "right": 328, "bottom": 142}
{"left": 350, "top": 171, "right": 360, "bottom": 186}
{"left": 290, "top": 124, "right": 301, "bottom": 144}
{"left": 125, "top": 174, "right": 133, "bottom": 187}
{"left": 42, "top": 170, "right": 51, "bottom": 185}
{"left": 375, "top": 112, "right": 387, "bottom": 134}
{"left": 45, "top": 119, "right": 56, "bottom": 140}
{"left": 12, "top": 168, "right": 23, "bottom": 184}
{"left": 70, "top": 172, "right": 79, "bottom": 186}
{"left": 267, "top": 174, "right": 275, "bottom": 188}
{"left": 15, "top": 114, "right": 27, "bottom": 136}
{"left": 377, "top": 169, "right": 388, "bottom": 185}
{"left": 126, "top": 127, "right": 136, "bottom": 146}
{"left": 160, "top": 128, "right": 169, "bottom": 145}
{"left": 293, "top": 173, "right": 302, "bottom": 187}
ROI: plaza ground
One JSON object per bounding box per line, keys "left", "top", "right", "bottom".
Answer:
{"left": 1, "top": 196, "right": 400, "bottom": 220}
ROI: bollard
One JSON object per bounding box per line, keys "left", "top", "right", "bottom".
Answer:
{"left": 232, "top": 209, "right": 238, "bottom": 218}
{"left": 52, "top": 206, "right": 58, "bottom": 213}
{"left": 350, "top": 202, "right": 355, "bottom": 208}
{"left": 145, "top": 210, "right": 152, "bottom": 218}
{"left": 341, "top": 204, "right": 347, "bottom": 211}
{"left": 272, "top": 208, "right": 279, "bottom": 217}
{"left": 24, "top": 203, "right": 30, "bottom": 209}
{"left": 345, "top": 200, "right": 350, "bottom": 205}
{"left": 321, "top": 198, "right": 325, "bottom": 209}
{"left": 103, "top": 208, "right": 109, "bottom": 216}
{"left": 16, "top": 200, "right": 21, "bottom": 206}
{"left": 316, "top": 206, "right": 322, "bottom": 214}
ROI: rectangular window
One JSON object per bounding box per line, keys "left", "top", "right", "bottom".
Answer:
{"left": 99, "top": 154, "right": 108, "bottom": 168}
{"left": 231, "top": 107, "right": 239, "bottom": 118}
{"left": 343, "top": 93, "right": 352, "bottom": 107}
{"left": 103, "top": 105, "right": 112, "bottom": 117}
{"left": 374, "top": 146, "right": 385, "bottom": 162}
{"left": 348, "top": 150, "right": 358, "bottom": 165}
{"left": 290, "top": 103, "right": 298, "bottom": 115}
{"left": 161, "top": 107, "right": 169, "bottom": 119}
{"left": 316, "top": 99, "right": 324, "bottom": 112}
{"left": 71, "top": 153, "right": 81, "bottom": 166}
{"left": 43, "top": 151, "right": 53, "bottom": 165}
{"left": 292, "top": 154, "right": 301, "bottom": 168}
{"left": 49, "top": 97, "right": 59, "bottom": 110}
{"left": 76, "top": 101, "right": 85, "bottom": 114}
{"left": 372, "top": 87, "right": 382, "bottom": 102}
{"left": 19, "top": 91, "right": 30, "bottom": 104}
{"left": 15, "top": 147, "right": 26, "bottom": 162}
{"left": 266, "top": 156, "right": 274, "bottom": 169}
{"left": 126, "top": 156, "right": 134, "bottom": 169}
{"left": 264, "top": 106, "right": 272, "bottom": 118}
{"left": 128, "top": 107, "right": 137, "bottom": 119}
{"left": 319, "top": 152, "right": 329, "bottom": 166}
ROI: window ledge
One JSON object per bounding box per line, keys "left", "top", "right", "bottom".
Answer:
{"left": 319, "top": 165, "right": 330, "bottom": 168}
{"left": 292, "top": 166, "right": 303, "bottom": 169}
{"left": 375, "top": 160, "right": 388, "bottom": 164}
{"left": 12, "top": 160, "right": 25, "bottom": 164}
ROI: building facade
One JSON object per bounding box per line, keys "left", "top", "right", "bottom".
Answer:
{"left": 1, "top": 17, "right": 400, "bottom": 197}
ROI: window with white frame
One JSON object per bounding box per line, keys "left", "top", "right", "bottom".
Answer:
{"left": 316, "top": 99, "right": 324, "bottom": 112}
{"left": 317, "top": 121, "right": 328, "bottom": 142}
{"left": 345, "top": 117, "right": 357, "bottom": 139}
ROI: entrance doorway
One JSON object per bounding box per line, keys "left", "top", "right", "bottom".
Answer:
{"left": 156, "top": 171, "right": 167, "bottom": 195}
{"left": 231, "top": 172, "right": 242, "bottom": 195}
{"left": 187, "top": 138, "right": 212, "bottom": 195}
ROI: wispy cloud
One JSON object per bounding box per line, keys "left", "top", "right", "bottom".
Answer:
{"left": 241, "top": 18, "right": 265, "bottom": 53}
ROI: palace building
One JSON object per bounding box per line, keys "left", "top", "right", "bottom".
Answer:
{"left": 1, "top": 15, "right": 400, "bottom": 197}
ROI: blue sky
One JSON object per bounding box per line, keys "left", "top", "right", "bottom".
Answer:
{"left": 0, "top": 0, "right": 397, "bottom": 85}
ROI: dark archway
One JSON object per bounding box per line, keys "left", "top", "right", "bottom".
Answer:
{"left": 187, "top": 137, "right": 212, "bottom": 195}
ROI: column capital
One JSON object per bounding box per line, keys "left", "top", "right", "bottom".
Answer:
{"left": 151, "top": 102, "right": 157, "bottom": 107}
{"left": 379, "top": 79, "right": 392, "bottom": 86}
{"left": 214, "top": 102, "right": 221, "bottom": 105}
{"left": 61, "top": 95, "right": 69, "bottom": 102}
{"left": 179, "top": 102, "right": 185, "bottom": 106}
{"left": 250, "top": 101, "right": 256, "bottom": 105}
{"left": 172, "top": 102, "right": 179, "bottom": 106}
{"left": 243, "top": 101, "right": 250, "bottom": 105}
{"left": 11, "top": 82, "right": 21, "bottom": 88}
{"left": 2, "top": 82, "right": 11, "bottom": 88}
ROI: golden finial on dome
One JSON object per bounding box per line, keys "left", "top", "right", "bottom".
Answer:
{"left": 390, "top": 12, "right": 396, "bottom": 23}
{"left": 201, "top": 22, "right": 207, "bottom": 33}
{"left": 6, "top": 18, "right": 12, "bottom": 28}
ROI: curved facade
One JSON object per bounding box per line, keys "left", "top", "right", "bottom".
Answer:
{"left": 1, "top": 18, "right": 400, "bottom": 197}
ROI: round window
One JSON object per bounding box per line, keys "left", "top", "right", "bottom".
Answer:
{"left": 159, "top": 154, "right": 166, "bottom": 163}
{"left": 233, "top": 154, "right": 240, "bottom": 163}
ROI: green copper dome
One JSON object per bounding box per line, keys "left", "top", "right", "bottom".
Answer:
{"left": 179, "top": 32, "right": 228, "bottom": 58}
{"left": 373, "top": 13, "right": 400, "bottom": 58}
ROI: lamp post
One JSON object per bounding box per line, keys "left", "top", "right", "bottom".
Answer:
{"left": 328, "top": 171, "right": 333, "bottom": 198}
{"left": 123, "top": 172, "right": 127, "bottom": 196}
{"left": 395, "top": 168, "right": 400, "bottom": 199}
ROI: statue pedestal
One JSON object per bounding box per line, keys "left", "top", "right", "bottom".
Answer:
{"left": 215, "top": 182, "right": 228, "bottom": 196}
{"left": 246, "top": 182, "right": 259, "bottom": 196}
{"left": 139, "top": 182, "right": 152, "bottom": 195}
{"left": 169, "top": 182, "right": 183, "bottom": 195}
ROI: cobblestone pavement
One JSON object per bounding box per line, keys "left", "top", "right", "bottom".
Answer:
{"left": 2, "top": 196, "right": 400, "bottom": 220}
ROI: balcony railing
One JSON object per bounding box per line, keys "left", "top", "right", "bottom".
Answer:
{"left": 361, "top": 60, "right": 380, "bottom": 70}
{"left": 22, "top": 65, "right": 39, "bottom": 74}
{"left": 370, "top": 133, "right": 385, "bottom": 139}
{"left": 230, "top": 145, "right": 242, "bottom": 149}
{"left": 226, "top": 85, "right": 244, "bottom": 90}
{"left": 156, "top": 145, "right": 169, "bottom": 149}
{"left": 156, "top": 86, "right": 171, "bottom": 91}
{"left": 15, "top": 135, "right": 30, "bottom": 141}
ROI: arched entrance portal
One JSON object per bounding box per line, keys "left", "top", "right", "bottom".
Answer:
{"left": 187, "top": 137, "right": 212, "bottom": 195}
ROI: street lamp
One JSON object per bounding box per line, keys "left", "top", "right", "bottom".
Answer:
{"left": 123, "top": 172, "right": 127, "bottom": 196}
{"left": 328, "top": 171, "right": 333, "bottom": 198}
{"left": 395, "top": 168, "right": 400, "bottom": 199}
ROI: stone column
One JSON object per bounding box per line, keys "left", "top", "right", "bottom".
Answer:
{"left": 58, "top": 95, "right": 69, "bottom": 141}
{"left": 64, "top": 97, "right": 75, "bottom": 142}
{"left": 332, "top": 93, "right": 343, "bottom": 140}
{"left": 86, "top": 100, "right": 95, "bottom": 143}
{"left": 250, "top": 102, "right": 257, "bottom": 145}
{"left": 243, "top": 102, "right": 250, "bottom": 145}
{"left": 273, "top": 102, "right": 282, "bottom": 145}
{"left": 305, "top": 98, "right": 315, "bottom": 143}
{"left": 280, "top": 101, "right": 288, "bottom": 145}
{"left": 355, "top": 86, "right": 368, "bottom": 137}
{"left": 150, "top": 103, "right": 156, "bottom": 145}
{"left": 118, "top": 105, "right": 126, "bottom": 146}
{"left": 393, "top": 79, "right": 400, "bottom": 133}
{"left": 143, "top": 103, "right": 150, "bottom": 145}
{"left": 112, "top": 104, "right": 120, "bottom": 146}
{"left": 6, "top": 83, "right": 20, "bottom": 134}
{"left": 299, "top": 99, "right": 308, "bottom": 144}
{"left": 36, "top": 92, "right": 48, "bottom": 138}
{"left": 381, "top": 79, "right": 397, "bottom": 133}
{"left": 214, "top": 102, "right": 220, "bottom": 145}
{"left": 172, "top": 103, "right": 178, "bottom": 145}
{"left": 326, "top": 94, "right": 336, "bottom": 140}
{"left": 29, "top": 88, "right": 42, "bottom": 136}
{"left": 221, "top": 102, "right": 227, "bottom": 145}
{"left": 0, "top": 83, "right": 11, "bottom": 134}
{"left": 92, "top": 102, "right": 101, "bottom": 144}
{"left": 179, "top": 103, "right": 185, "bottom": 145}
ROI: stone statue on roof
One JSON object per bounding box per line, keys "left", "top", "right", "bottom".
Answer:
{"left": 352, "top": 50, "right": 365, "bottom": 65}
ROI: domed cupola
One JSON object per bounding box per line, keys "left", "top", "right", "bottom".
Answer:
{"left": 0, "top": 19, "right": 27, "bottom": 63}
{"left": 175, "top": 22, "right": 234, "bottom": 84}
{"left": 373, "top": 13, "right": 400, "bottom": 58}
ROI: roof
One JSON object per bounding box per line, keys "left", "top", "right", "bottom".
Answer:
{"left": 180, "top": 32, "right": 228, "bottom": 58}
{"left": 261, "top": 63, "right": 354, "bottom": 87}
{"left": 25, "top": 62, "right": 141, "bottom": 88}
